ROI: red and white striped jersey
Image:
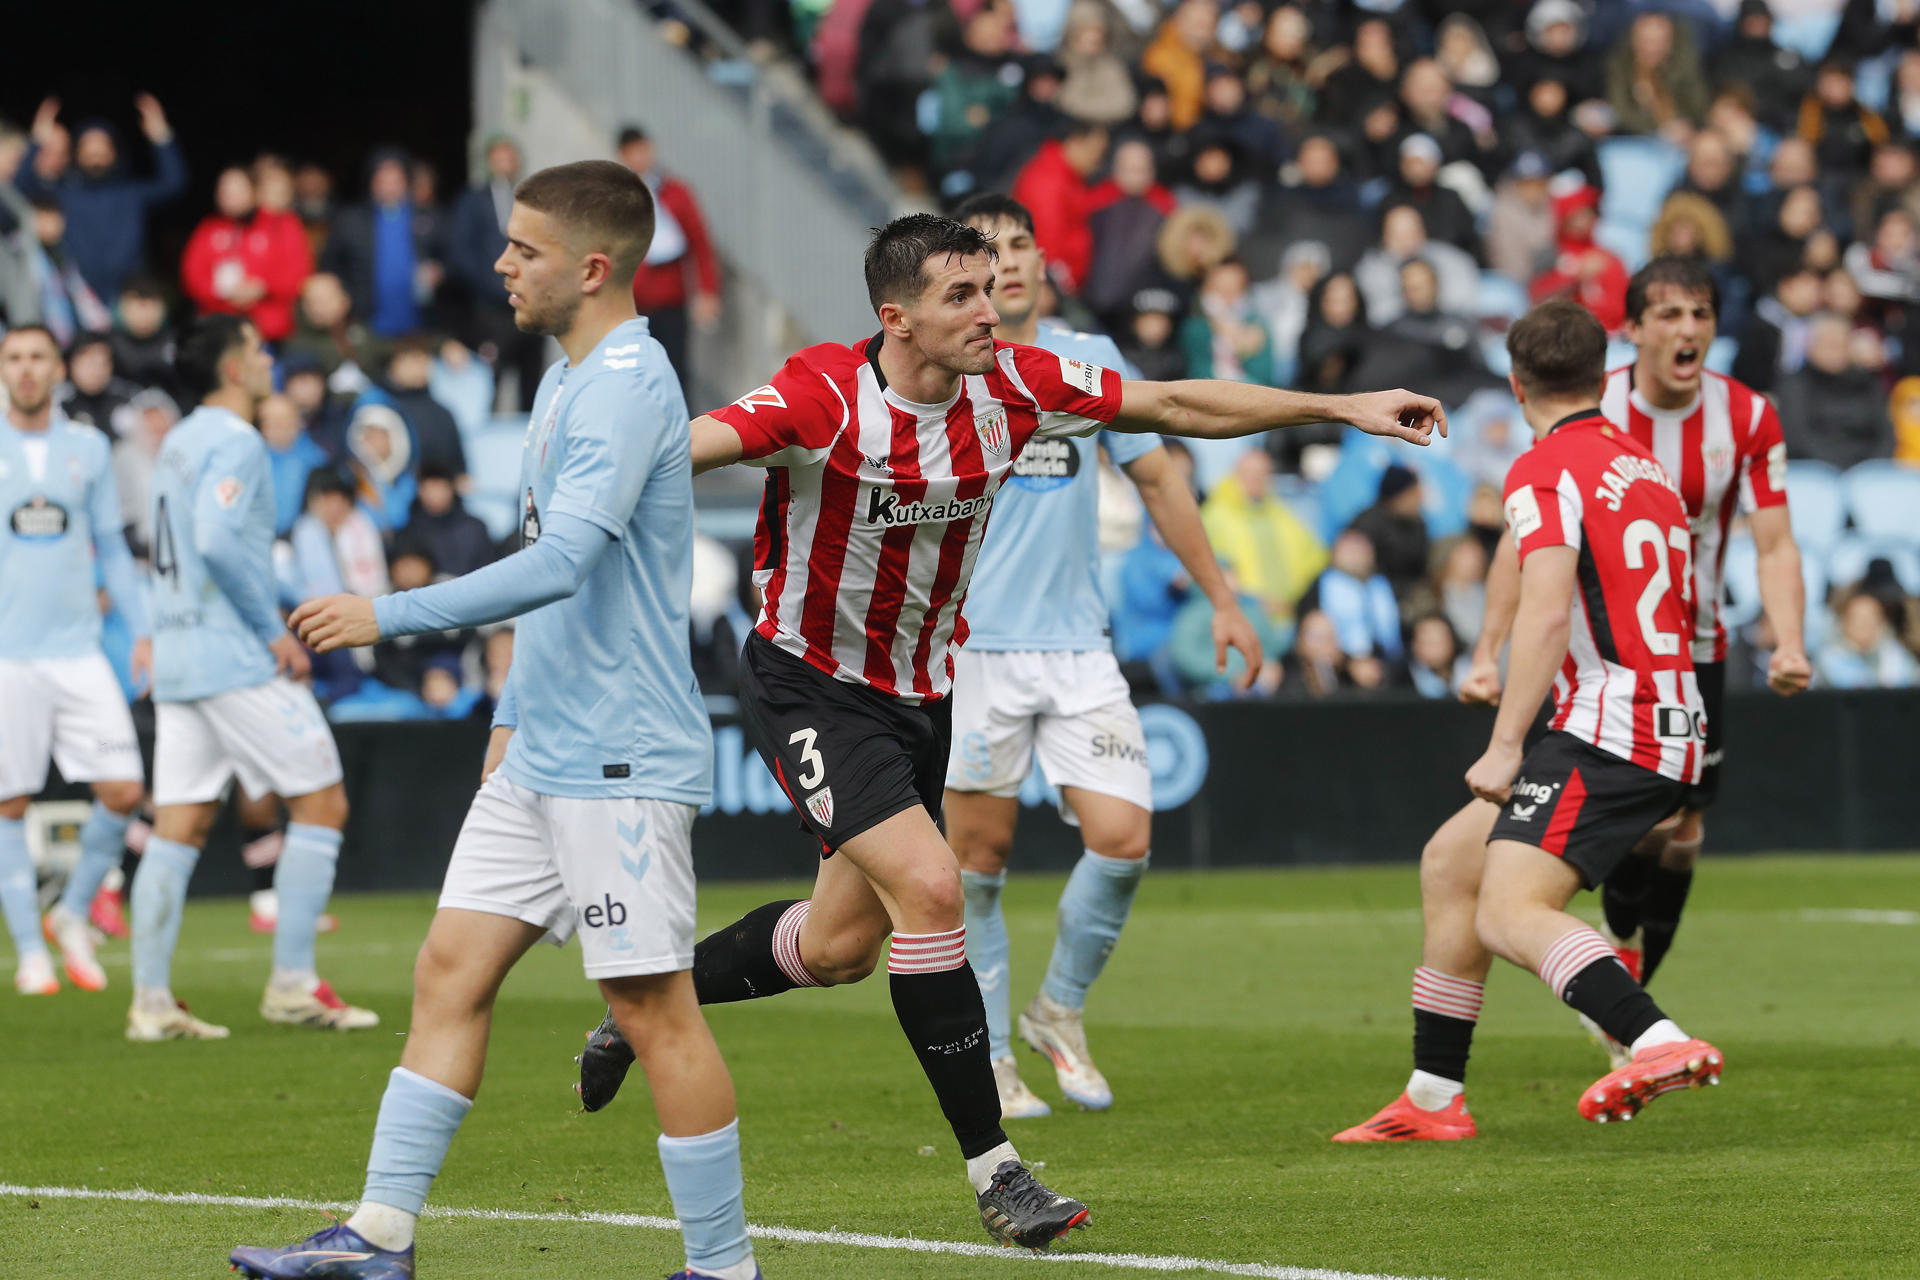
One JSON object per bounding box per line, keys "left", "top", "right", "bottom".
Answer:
{"left": 710, "top": 335, "right": 1124, "bottom": 702}
{"left": 1503, "top": 411, "right": 1705, "bottom": 784}
{"left": 1599, "top": 366, "right": 1789, "bottom": 663}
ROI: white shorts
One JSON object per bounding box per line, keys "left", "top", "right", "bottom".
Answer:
{"left": 439, "top": 771, "right": 698, "bottom": 979}
{"left": 945, "top": 647, "right": 1151, "bottom": 822}
{"left": 153, "top": 678, "right": 344, "bottom": 806}
{"left": 0, "top": 656, "right": 143, "bottom": 799}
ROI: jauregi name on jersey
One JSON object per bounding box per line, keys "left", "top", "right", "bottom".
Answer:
{"left": 1600, "top": 367, "right": 1788, "bottom": 663}
{"left": 708, "top": 334, "right": 1124, "bottom": 702}
{"left": 1502, "top": 410, "right": 1705, "bottom": 784}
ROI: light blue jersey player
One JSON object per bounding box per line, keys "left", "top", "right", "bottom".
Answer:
{"left": 238, "top": 162, "right": 758, "bottom": 1280}
{"left": 943, "top": 196, "right": 1262, "bottom": 1120}
{"left": 132, "top": 315, "right": 365, "bottom": 1042}
{"left": 0, "top": 326, "right": 149, "bottom": 998}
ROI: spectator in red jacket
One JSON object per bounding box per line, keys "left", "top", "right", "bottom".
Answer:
{"left": 1011, "top": 121, "right": 1110, "bottom": 294}
{"left": 179, "top": 166, "right": 313, "bottom": 341}
{"left": 618, "top": 125, "right": 721, "bottom": 400}
{"left": 1529, "top": 184, "right": 1629, "bottom": 332}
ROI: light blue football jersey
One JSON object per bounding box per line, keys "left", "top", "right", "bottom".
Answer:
{"left": 962, "top": 323, "right": 1159, "bottom": 651}
{"left": 0, "top": 416, "right": 126, "bottom": 659}
{"left": 149, "top": 406, "right": 283, "bottom": 702}
{"left": 500, "top": 318, "right": 712, "bottom": 804}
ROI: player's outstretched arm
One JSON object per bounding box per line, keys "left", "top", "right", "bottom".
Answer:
{"left": 1460, "top": 533, "right": 1520, "bottom": 705}
{"left": 1123, "top": 446, "right": 1262, "bottom": 688}
{"left": 1748, "top": 505, "right": 1810, "bottom": 695}
{"left": 691, "top": 415, "right": 745, "bottom": 474}
{"left": 1465, "top": 546, "right": 1574, "bottom": 803}
{"left": 1111, "top": 381, "right": 1446, "bottom": 447}
{"left": 290, "top": 513, "right": 611, "bottom": 652}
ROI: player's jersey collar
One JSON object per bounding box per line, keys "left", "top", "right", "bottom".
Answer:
{"left": 862, "top": 332, "right": 966, "bottom": 415}
{"left": 1548, "top": 408, "right": 1609, "bottom": 435}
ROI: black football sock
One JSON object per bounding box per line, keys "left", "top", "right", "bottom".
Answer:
{"left": 888, "top": 930, "right": 1006, "bottom": 1160}
{"left": 1539, "top": 927, "right": 1667, "bottom": 1047}
{"left": 1411, "top": 966, "right": 1483, "bottom": 1086}
{"left": 1638, "top": 865, "right": 1695, "bottom": 987}
{"left": 1601, "top": 851, "right": 1655, "bottom": 940}
{"left": 691, "top": 899, "right": 815, "bottom": 1004}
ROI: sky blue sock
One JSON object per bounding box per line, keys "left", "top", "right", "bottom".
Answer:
{"left": 961, "top": 869, "right": 1013, "bottom": 1058}
{"left": 1042, "top": 850, "right": 1148, "bottom": 1010}
{"left": 58, "top": 801, "right": 130, "bottom": 917}
{"left": 130, "top": 836, "right": 199, "bottom": 990}
{"left": 658, "top": 1118, "right": 754, "bottom": 1276}
{"left": 362, "top": 1067, "right": 472, "bottom": 1216}
{"left": 0, "top": 815, "right": 49, "bottom": 961}
{"left": 273, "top": 823, "right": 342, "bottom": 974}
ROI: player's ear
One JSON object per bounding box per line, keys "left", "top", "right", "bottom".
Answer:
{"left": 579, "top": 251, "right": 612, "bottom": 295}
{"left": 1507, "top": 372, "right": 1525, "bottom": 405}
{"left": 877, "top": 299, "right": 911, "bottom": 342}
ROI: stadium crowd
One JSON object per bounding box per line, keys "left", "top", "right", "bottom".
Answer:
{"left": 6, "top": 0, "right": 1920, "bottom": 719}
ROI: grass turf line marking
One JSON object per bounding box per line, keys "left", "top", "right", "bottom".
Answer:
{"left": 0, "top": 1183, "right": 1453, "bottom": 1280}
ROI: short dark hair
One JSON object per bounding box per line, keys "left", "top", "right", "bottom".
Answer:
{"left": 1507, "top": 299, "right": 1607, "bottom": 398}
{"left": 863, "top": 213, "right": 997, "bottom": 315}
{"left": 617, "top": 126, "right": 648, "bottom": 149}
{"left": 418, "top": 461, "right": 457, "bottom": 484}
{"left": 1626, "top": 254, "right": 1720, "bottom": 323}
{"left": 0, "top": 324, "right": 61, "bottom": 355}
{"left": 388, "top": 333, "right": 434, "bottom": 363}
{"left": 304, "top": 467, "right": 355, "bottom": 504}
{"left": 951, "top": 192, "right": 1035, "bottom": 236}
{"left": 512, "top": 160, "right": 656, "bottom": 282}
{"left": 120, "top": 272, "right": 167, "bottom": 301}
{"left": 175, "top": 314, "right": 255, "bottom": 401}
{"left": 66, "top": 331, "right": 112, "bottom": 361}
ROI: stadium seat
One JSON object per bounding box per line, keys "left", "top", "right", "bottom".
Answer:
{"left": 1784, "top": 461, "right": 1847, "bottom": 553}
{"left": 1475, "top": 270, "right": 1530, "bottom": 325}
{"left": 1841, "top": 460, "right": 1920, "bottom": 544}
{"left": 1604, "top": 338, "right": 1638, "bottom": 372}
{"left": 1721, "top": 532, "right": 1761, "bottom": 630}
{"left": 1413, "top": 452, "right": 1471, "bottom": 538}
{"left": 1826, "top": 535, "right": 1920, "bottom": 597}
{"left": 1771, "top": 12, "right": 1841, "bottom": 60}
{"left": 1596, "top": 137, "right": 1687, "bottom": 232}
{"left": 1704, "top": 335, "right": 1738, "bottom": 375}
{"left": 1479, "top": 332, "right": 1512, "bottom": 376}
{"left": 464, "top": 492, "right": 518, "bottom": 542}
{"left": 466, "top": 427, "right": 526, "bottom": 497}
{"left": 1593, "top": 217, "right": 1650, "bottom": 272}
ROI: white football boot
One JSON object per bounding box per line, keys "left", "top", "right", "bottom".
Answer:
{"left": 127, "top": 998, "right": 230, "bottom": 1040}
{"left": 261, "top": 976, "right": 379, "bottom": 1030}
{"left": 993, "top": 1055, "right": 1052, "bottom": 1119}
{"left": 15, "top": 949, "right": 59, "bottom": 996}
{"left": 43, "top": 904, "right": 108, "bottom": 991}
{"left": 1019, "top": 991, "right": 1113, "bottom": 1110}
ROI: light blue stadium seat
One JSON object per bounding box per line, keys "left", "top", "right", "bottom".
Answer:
{"left": 1720, "top": 532, "right": 1761, "bottom": 630}
{"left": 1479, "top": 332, "right": 1512, "bottom": 376}
{"left": 1596, "top": 137, "right": 1686, "bottom": 232}
{"left": 1705, "top": 335, "right": 1738, "bottom": 375}
{"left": 466, "top": 427, "right": 526, "bottom": 498}
{"left": 1784, "top": 461, "right": 1846, "bottom": 553}
{"left": 1771, "top": 12, "right": 1840, "bottom": 61}
{"left": 1840, "top": 460, "right": 1920, "bottom": 544}
{"left": 1476, "top": 270, "right": 1530, "bottom": 324}
{"left": 465, "top": 492, "right": 518, "bottom": 543}
{"left": 1593, "top": 218, "right": 1650, "bottom": 272}
{"left": 1826, "top": 535, "right": 1920, "bottom": 597}
{"left": 1604, "top": 338, "right": 1638, "bottom": 372}
{"left": 1316, "top": 427, "right": 1470, "bottom": 541}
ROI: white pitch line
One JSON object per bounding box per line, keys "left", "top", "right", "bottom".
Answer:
{"left": 0, "top": 1183, "right": 1454, "bottom": 1280}
{"left": 1794, "top": 909, "right": 1920, "bottom": 926}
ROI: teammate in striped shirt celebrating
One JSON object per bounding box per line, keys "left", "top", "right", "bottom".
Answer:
{"left": 576, "top": 213, "right": 1444, "bottom": 1247}
{"left": 1336, "top": 300, "right": 1724, "bottom": 1143}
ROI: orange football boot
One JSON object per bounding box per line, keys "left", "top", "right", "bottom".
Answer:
{"left": 1579, "top": 1038, "right": 1723, "bottom": 1123}
{"left": 1332, "top": 1092, "right": 1476, "bottom": 1142}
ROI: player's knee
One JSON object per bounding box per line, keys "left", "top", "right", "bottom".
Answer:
{"left": 1084, "top": 818, "right": 1151, "bottom": 863}
{"left": 811, "top": 943, "right": 881, "bottom": 986}
{"left": 94, "top": 780, "right": 143, "bottom": 816}
{"left": 951, "top": 826, "right": 1014, "bottom": 875}
{"left": 1420, "top": 828, "right": 1479, "bottom": 905}
{"left": 906, "top": 863, "right": 966, "bottom": 929}
{"left": 289, "top": 784, "right": 348, "bottom": 831}
{"left": 412, "top": 935, "right": 488, "bottom": 1013}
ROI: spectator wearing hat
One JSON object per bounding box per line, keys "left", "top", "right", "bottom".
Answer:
{"left": 1349, "top": 464, "right": 1430, "bottom": 603}
{"left": 1800, "top": 60, "right": 1890, "bottom": 182}
{"left": 1487, "top": 150, "right": 1560, "bottom": 282}
{"left": 618, "top": 127, "right": 722, "bottom": 401}
{"left": 1118, "top": 287, "right": 1189, "bottom": 382}
{"left": 1380, "top": 134, "right": 1479, "bottom": 259}
{"left": 321, "top": 149, "right": 446, "bottom": 338}
{"left": 1498, "top": 72, "right": 1603, "bottom": 191}
{"left": 1529, "top": 184, "right": 1629, "bottom": 330}
{"left": 18, "top": 94, "right": 186, "bottom": 302}
{"left": 343, "top": 399, "right": 417, "bottom": 533}
{"left": 1509, "top": 0, "right": 1605, "bottom": 109}
{"left": 1715, "top": 0, "right": 1813, "bottom": 133}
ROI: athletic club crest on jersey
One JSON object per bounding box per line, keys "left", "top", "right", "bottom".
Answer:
{"left": 806, "top": 786, "right": 834, "bottom": 828}
{"left": 974, "top": 406, "right": 1009, "bottom": 456}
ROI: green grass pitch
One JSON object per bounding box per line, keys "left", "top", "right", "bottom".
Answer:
{"left": 2, "top": 854, "right": 1916, "bottom": 1279}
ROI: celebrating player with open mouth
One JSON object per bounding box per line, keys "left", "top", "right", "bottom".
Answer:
{"left": 576, "top": 212, "right": 1443, "bottom": 1249}
{"left": 1336, "top": 300, "right": 1724, "bottom": 1143}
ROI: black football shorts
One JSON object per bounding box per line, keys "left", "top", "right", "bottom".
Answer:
{"left": 737, "top": 631, "right": 952, "bottom": 855}
{"left": 1488, "top": 731, "right": 1688, "bottom": 888}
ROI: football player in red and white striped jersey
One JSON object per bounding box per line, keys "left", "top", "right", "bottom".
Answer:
{"left": 603, "top": 213, "right": 1446, "bottom": 1243}
{"left": 1336, "top": 301, "right": 1723, "bottom": 1141}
